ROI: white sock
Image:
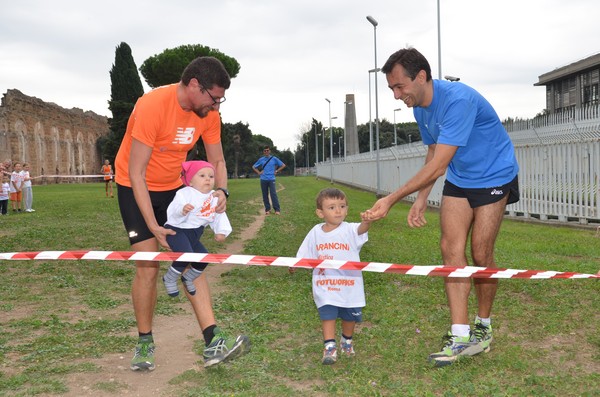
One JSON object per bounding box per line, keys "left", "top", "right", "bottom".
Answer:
{"left": 451, "top": 324, "right": 471, "bottom": 337}
{"left": 476, "top": 316, "right": 491, "bottom": 326}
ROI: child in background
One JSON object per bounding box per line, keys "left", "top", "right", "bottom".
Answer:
{"left": 0, "top": 175, "right": 9, "bottom": 215}
{"left": 295, "top": 188, "right": 372, "bottom": 365}
{"left": 9, "top": 162, "right": 23, "bottom": 212}
{"left": 101, "top": 159, "right": 114, "bottom": 198}
{"left": 162, "top": 160, "right": 232, "bottom": 297}
{"left": 21, "top": 163, "right": 34, "bottom": 212}
{"left": 1, "top": 159, "right": 11, "bottom": 176}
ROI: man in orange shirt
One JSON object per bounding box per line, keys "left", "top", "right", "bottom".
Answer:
{"left": 115, "top": 56, "right": 249, "bottom": 371}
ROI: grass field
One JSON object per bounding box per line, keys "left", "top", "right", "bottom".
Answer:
{"left": 0, "top": 177, "right": 599, "bottom": 396}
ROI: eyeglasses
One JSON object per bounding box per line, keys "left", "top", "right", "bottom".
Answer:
{"left": 200, "top": 85, "right": 226, "bottom": 105}
{"left": 263, "top": 149, "right": 270, "bottom": 153}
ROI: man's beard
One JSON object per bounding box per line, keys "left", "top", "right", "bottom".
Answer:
{"left": 193, "top": 106, "right": 210, "bottom": 118}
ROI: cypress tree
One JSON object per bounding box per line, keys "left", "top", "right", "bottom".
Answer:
{"left": 99, "top": 42, "right": 144, "bottom": 163}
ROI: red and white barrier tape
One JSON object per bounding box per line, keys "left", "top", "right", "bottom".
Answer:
{"left": 0, "top": 251, "right": 598, "bottom": 279}
{"left": 32, "top": 174, "right": 107, "bottom": 179}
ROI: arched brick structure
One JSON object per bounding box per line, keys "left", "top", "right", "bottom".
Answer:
{"left": 0, "top": 89, "right": 109, "bottom": 183}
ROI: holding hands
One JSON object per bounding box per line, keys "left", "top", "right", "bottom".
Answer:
{"left": 361, "top": 196, "right": 393, "bottom": 222}
{"left": 361, "top": 196, "right": 428, "bottom": 229}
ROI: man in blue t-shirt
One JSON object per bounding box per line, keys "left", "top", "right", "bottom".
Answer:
{"left": 252, "top": 146, "right": 286, "bottom": 215}
{"left": 362, "top": 48, "right": 519, "bottom": 367}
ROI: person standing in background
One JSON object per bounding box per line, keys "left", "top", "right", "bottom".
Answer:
{"left": 0, "top": 159, "right": 11, "bottom": 176}
{"left": 101, "top": 159, "right": 114, "bottom": 198}
{"left": 252, "top": 146, "right": 286, "bottom": 215}
{"left": 9, "top": 162, "right": 23, "bottom": 212}
{"left": 0, "top": 174, "right": 9, "bottom": 215}
{"left": 21, "top": 163, "right": 34, "bottom": 212}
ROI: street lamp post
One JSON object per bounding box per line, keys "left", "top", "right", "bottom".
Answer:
{"left": 325, "top": 98, "right": 333, "bottom": 183}
{"left": 368, "top": 68, "right": 379, "bottom": 155}
{"left": 322, "top": 126, "right": 326, "bottom": 163}
{"left": 314, "top": 124, "right": 319, "bottom": 168}
{"left": 393, "top": 108, "right": 401, "bottom": 145}
{"left": 367, "top": 15, "right": 381, "bottom": 195}
{"left": 306, "top": 133, "right": 309, "bottom": 169}
{"left": 437, "top": 0, "right": 442, "bottom": 80}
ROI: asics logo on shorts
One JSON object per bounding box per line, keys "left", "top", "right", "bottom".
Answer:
{"left": 490, "top": 189, "right": 504, "bottom": 195}
{"left": 172, "top": 128, "right": 195, "bottom": 145}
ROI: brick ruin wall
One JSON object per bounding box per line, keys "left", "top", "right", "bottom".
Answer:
{"left": 0, "top": 89, "right": 109, "bottom": 183}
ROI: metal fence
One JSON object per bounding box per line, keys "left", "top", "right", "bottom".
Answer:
{"left": 315, "top": 104, "right": 600, "bottom": 225}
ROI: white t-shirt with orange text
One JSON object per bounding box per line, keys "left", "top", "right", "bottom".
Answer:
{"left": 296, "top": 222, "right": 368, "bottom": 309}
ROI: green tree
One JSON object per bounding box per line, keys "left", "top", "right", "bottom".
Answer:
{"left": 98, "top": 42, "right": 144, "bottom": 163}
{"left": 221, "top": 122, "right": 255, "bottom": 178}
{"left": 277, "top": 149, "right": 294, "bottom": 176}
{"left": 139, "top": 44, "right": 240, "bottom": 88}
{"left": 294, "top": 119, "right": 324, "bottom": 168}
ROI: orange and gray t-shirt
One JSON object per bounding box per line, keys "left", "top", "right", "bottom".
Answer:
{"left": 115, "top": 84, "right": 221, "bottom": 191}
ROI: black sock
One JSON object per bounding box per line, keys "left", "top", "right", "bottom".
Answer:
{"left": 138, "top": 331, "right": 153, "bottom": 342}
{"left": 341, "top": 334, "right": 352, "bottom": 341}
{"left": 203, "top": 324, "right": 217, "bottom": 346}
{"left": 324, "top": 338, "right": 336, "bottom": 347}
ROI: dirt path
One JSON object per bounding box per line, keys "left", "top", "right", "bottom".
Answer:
{"left": 62, "top": 204, "right": 268, "bottom": 397}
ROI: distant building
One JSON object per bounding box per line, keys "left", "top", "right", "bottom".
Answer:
{"left": 344, "top": 94, "right": 358, "bottom": 156}
{"left": 534, "top": 52, "right": 600, "bottom": 113}
{"left": 0, "top": 89, "right": 109, "bottom": 183}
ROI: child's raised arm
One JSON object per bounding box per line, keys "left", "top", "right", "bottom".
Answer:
{"left": 357, "top": 216, "right": 372, "bottom": 236}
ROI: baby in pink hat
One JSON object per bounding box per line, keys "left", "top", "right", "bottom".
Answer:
{"left": 162, "top": 160, "right": 232, "bottom": 297}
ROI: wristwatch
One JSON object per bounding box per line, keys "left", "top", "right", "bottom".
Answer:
{"left": 215, "top": 187, "right": 230, "bottom": 198}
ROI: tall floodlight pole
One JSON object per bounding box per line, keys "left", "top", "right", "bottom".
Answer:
{"left": 305, "top": 133, "right": 309, "bottom": 169}
{"left": 314, "top": 124, "right": 319, "bottom": 168}
{"left": 325, "top": 98, "right": 333, "bottom": 184}
{"left": 393, "top": 108, "right": 402, "bottom": 145}
{"left": 437, "top": 0, "right": 442, "bottom": 80}
{"left": 368, "top": 70, "right": 373, "bottom": 155}
{"left": 367, "top": 15, "right": 381, "bottom": 195}
{"left": 321, "top": 127, "right": 327, "bottom": 162}
{"left": 368, "top": 68, "right": 379, "bottom": 156}
{"left": 326, "top": 117, "right": 338, "bottom": 176}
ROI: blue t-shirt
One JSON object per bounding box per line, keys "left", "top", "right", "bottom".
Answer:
{"left": 414, "top": 79, "right": 519, "bottom": 188}
{"left": 253, "top": 155, "right": 284, "bottom": 181}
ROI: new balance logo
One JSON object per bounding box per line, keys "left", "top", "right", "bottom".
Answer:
{"left": 490, "top": 189, "right": 504, "bottom": 195}
{"left": 172, "top": 128, "right": 195, "bottom": 145}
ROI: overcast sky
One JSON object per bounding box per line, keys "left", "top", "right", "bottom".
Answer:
{"left": 1, "top": 0, "right": 599, "bottom": 151}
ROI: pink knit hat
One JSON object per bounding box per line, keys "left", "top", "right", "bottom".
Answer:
{"left": 181, "top": 160, "right": 215, "bottom": 186}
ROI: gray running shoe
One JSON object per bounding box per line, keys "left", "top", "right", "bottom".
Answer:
{"left": 130, "top": 337, "right": 156, "bottom": 371}
{"left": 428, "top": 331, "right": 478, "bottom": 367}
{"left": 203, "top": 327, "right": 250, "bottom": 368}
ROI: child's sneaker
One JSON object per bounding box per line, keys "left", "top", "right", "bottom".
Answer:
{"left": 322, "top": 342, "right": 337, "bottom": 365}
{"left": 428, "top": 331, "right": 477, "bottom": 367}
{"left": 203, "top": 327, "right": 250, "bottom": 367}
{"left": 340, "top": 340, "right": 355, "bottom": 357}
